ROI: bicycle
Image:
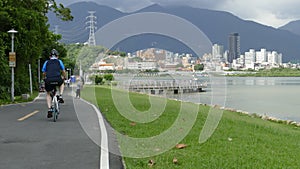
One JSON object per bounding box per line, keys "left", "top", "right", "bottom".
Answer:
{"left": 50, "top": 86, "right": 60, "bottom": 122}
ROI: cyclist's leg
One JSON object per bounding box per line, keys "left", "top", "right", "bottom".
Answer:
{"left": 58, "top": 77, "right": 65, "bottom": 103}
{"left": 45, "top": 80, "right": 55, "bottom": 118}
{"left": 45, "top": 81, "right": 53, "bottom": 109}
{"left": 46, "top": 93, "right": 53, "bottom": 118}
{"left": 46, "top": 92, "right": 52, "bottom": 109}
{"left": 59, "top": 82, "right": 64, "bottom": 95}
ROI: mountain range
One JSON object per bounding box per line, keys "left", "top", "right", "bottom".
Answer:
{"left": 47, "top": 2, "right": 300, "bottom": 62}
{"left": 279, "top": 21, "right": 300, "bottom": 37}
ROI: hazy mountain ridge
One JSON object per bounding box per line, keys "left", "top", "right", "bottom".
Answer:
{"left": 48, "top": 2, "right": 300, "bottom": 62}
{"left": 48, "top": 2, "right": 125, "bottom": 43}
{"left": 279, "top": 20, "right": 300, "bottom": 36}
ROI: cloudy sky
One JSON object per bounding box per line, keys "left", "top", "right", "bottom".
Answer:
{"left": 56, "top": 0, "right": 300, "bottom": 28}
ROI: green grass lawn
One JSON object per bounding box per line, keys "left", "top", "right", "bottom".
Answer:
{"left": 82, "top": 85, "right": 300, "bottom": 169}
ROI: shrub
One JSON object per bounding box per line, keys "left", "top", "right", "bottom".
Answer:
{"left": 103, "top": 74, "right": 114, "bottom": 81}
{"left": 95, "top": 75, "right": 103, "bottom": 85}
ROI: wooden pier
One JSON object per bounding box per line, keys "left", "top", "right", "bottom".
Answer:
{"left": 116, "top": 80, "right": 207, "bottom": 95}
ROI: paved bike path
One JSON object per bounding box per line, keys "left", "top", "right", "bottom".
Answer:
{"left": 0, "top": 88, "right": 123, "bottom": 169}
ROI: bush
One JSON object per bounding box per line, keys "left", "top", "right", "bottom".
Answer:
{"left": 194, "top": 64, "right": 204, "bottom": 71}
{"left": 95, "top": 75, "right": 103, "bottom": 85}
{"left": 103, "top": 74, "right": 114, "bottom": 81}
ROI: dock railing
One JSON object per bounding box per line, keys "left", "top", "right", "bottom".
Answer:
{"left": 115, "top": 79, "right": 207, "bottom": 94}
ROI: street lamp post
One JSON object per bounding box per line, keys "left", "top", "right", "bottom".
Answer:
{"left": 66, "top": 68, "right": 71, "bottom": 80}
{"left": 66, "top": 68, "right": 68, "bottom": 80}
{"left": 38, "top": 57, "right": 41, "bottom": 83}
{"left": 8, "top": 29, "right": 18, "bottom": 102}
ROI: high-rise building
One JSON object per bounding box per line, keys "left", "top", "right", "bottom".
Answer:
{"left": 256, "top": 48, "right": 267, "bottom": 63}
{"left": 268, "top": 51, "right": 282, "bottom": 65}
{"left": 228, "top": 33, "right": 240, "bottom": 63}
{"left": 223, "top": 50, "right": 229, "bottom": 63}
{"left": 212, "top": 44, "right": 224, "bottom": 58}
{"left": 244, "top": 49, "right": 256, "bottom": 69}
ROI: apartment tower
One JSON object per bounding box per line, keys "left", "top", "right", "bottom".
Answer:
{"left": 228, "top": 33, "right": 240, "bottom": 63}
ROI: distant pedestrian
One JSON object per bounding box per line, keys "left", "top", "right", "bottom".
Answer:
{"left": 76, "top": 81, "right": 82, "bottom": 98}
{"left": 66, "top": 79, "right": 70, "bottom": 88}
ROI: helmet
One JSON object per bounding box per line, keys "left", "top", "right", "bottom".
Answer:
{"left": 50, "top": 49, "right": 59, "bottom": 57}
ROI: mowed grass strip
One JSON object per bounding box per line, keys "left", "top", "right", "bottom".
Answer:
{"left": 82, "top": 86, "right": 300, "bottom": 169}
{"left": 0, "top": 91, "right": 39, "bottom": 105}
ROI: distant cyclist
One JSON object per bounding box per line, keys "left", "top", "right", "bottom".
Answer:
{"left": 42, "top": 49, "right": 66, "bottom": 118}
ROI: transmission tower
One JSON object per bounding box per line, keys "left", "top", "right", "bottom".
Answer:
{"left": 86, "top": 11, "right": 97, "bottom": 46}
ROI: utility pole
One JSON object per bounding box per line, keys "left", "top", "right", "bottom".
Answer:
{"left": 38, "top": 57, "right": 40, "bottom": 84}
{"left": 80, "top": 60, "right": 83, "bottom": 77}
{"left": 86, "top": 11, "right": 97, "bottom": 46}
{"left": 29, "top": 64, "right": 32, "bottom": 95}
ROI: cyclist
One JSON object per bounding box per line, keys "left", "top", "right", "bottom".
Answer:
{"left": 42, "top": 49, "right": 66, "bottom": 118}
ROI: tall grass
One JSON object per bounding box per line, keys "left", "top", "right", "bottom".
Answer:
{"left": 82, "top": 86, "right": 300, "bottom": 168}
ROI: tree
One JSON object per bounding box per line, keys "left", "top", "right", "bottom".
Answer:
{"left": 194, "top": 64, "right": 204, "bottom": 71}
{"left": 48, "top": 0, "right": 74, "bottom": 21}
{"left": 0, "top": 0, "right": 72, "bottom": 100}
{"left": 0, "top": 38, "right": 10, "bottom": 100}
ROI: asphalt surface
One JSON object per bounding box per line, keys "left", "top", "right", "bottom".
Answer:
{"left": 0, "top": 87, "right": 124, "bottom": 169}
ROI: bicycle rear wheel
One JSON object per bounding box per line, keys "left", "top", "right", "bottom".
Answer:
{"left": 53, "top": 108, "right": 57, "bottom": 122}
{"left": 52, "top": 97, "right": 59, "bottom": 122}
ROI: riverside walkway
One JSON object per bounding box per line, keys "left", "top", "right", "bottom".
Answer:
{"left": 0, "top": 88, "right": 124, "bottom": 169}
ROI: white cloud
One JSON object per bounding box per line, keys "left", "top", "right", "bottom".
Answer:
{"left": 108, "top": 0, "right": 153, "bottom": 12}
{"left": 214, "top": 0, "right": 300, "bottom": 27}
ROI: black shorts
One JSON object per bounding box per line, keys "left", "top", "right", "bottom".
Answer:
{"left": 44, "top": 77, "right": 64, "bottom": 92}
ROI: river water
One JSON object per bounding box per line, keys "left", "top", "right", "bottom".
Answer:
{"left": 175, "top": 76, "right": 300, "bottom": 122}
{"left": 115, "top": 74, "right": 300, "bottom": 122}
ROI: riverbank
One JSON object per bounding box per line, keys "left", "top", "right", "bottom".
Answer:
{"left": 226, "top": 67, "right": 300, "bottom": 77}
{"left": 81, "top": 85, "right": 300, "bottom": 168}
{"left": 219, "top": 106, "right": 300, "bottom": 127}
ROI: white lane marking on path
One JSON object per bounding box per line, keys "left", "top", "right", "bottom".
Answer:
{"left": 18, "top": 110, "right": 39, "bottom": 121}
{"left": 81, "top": 99, "right": 109, "bottom": 169}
